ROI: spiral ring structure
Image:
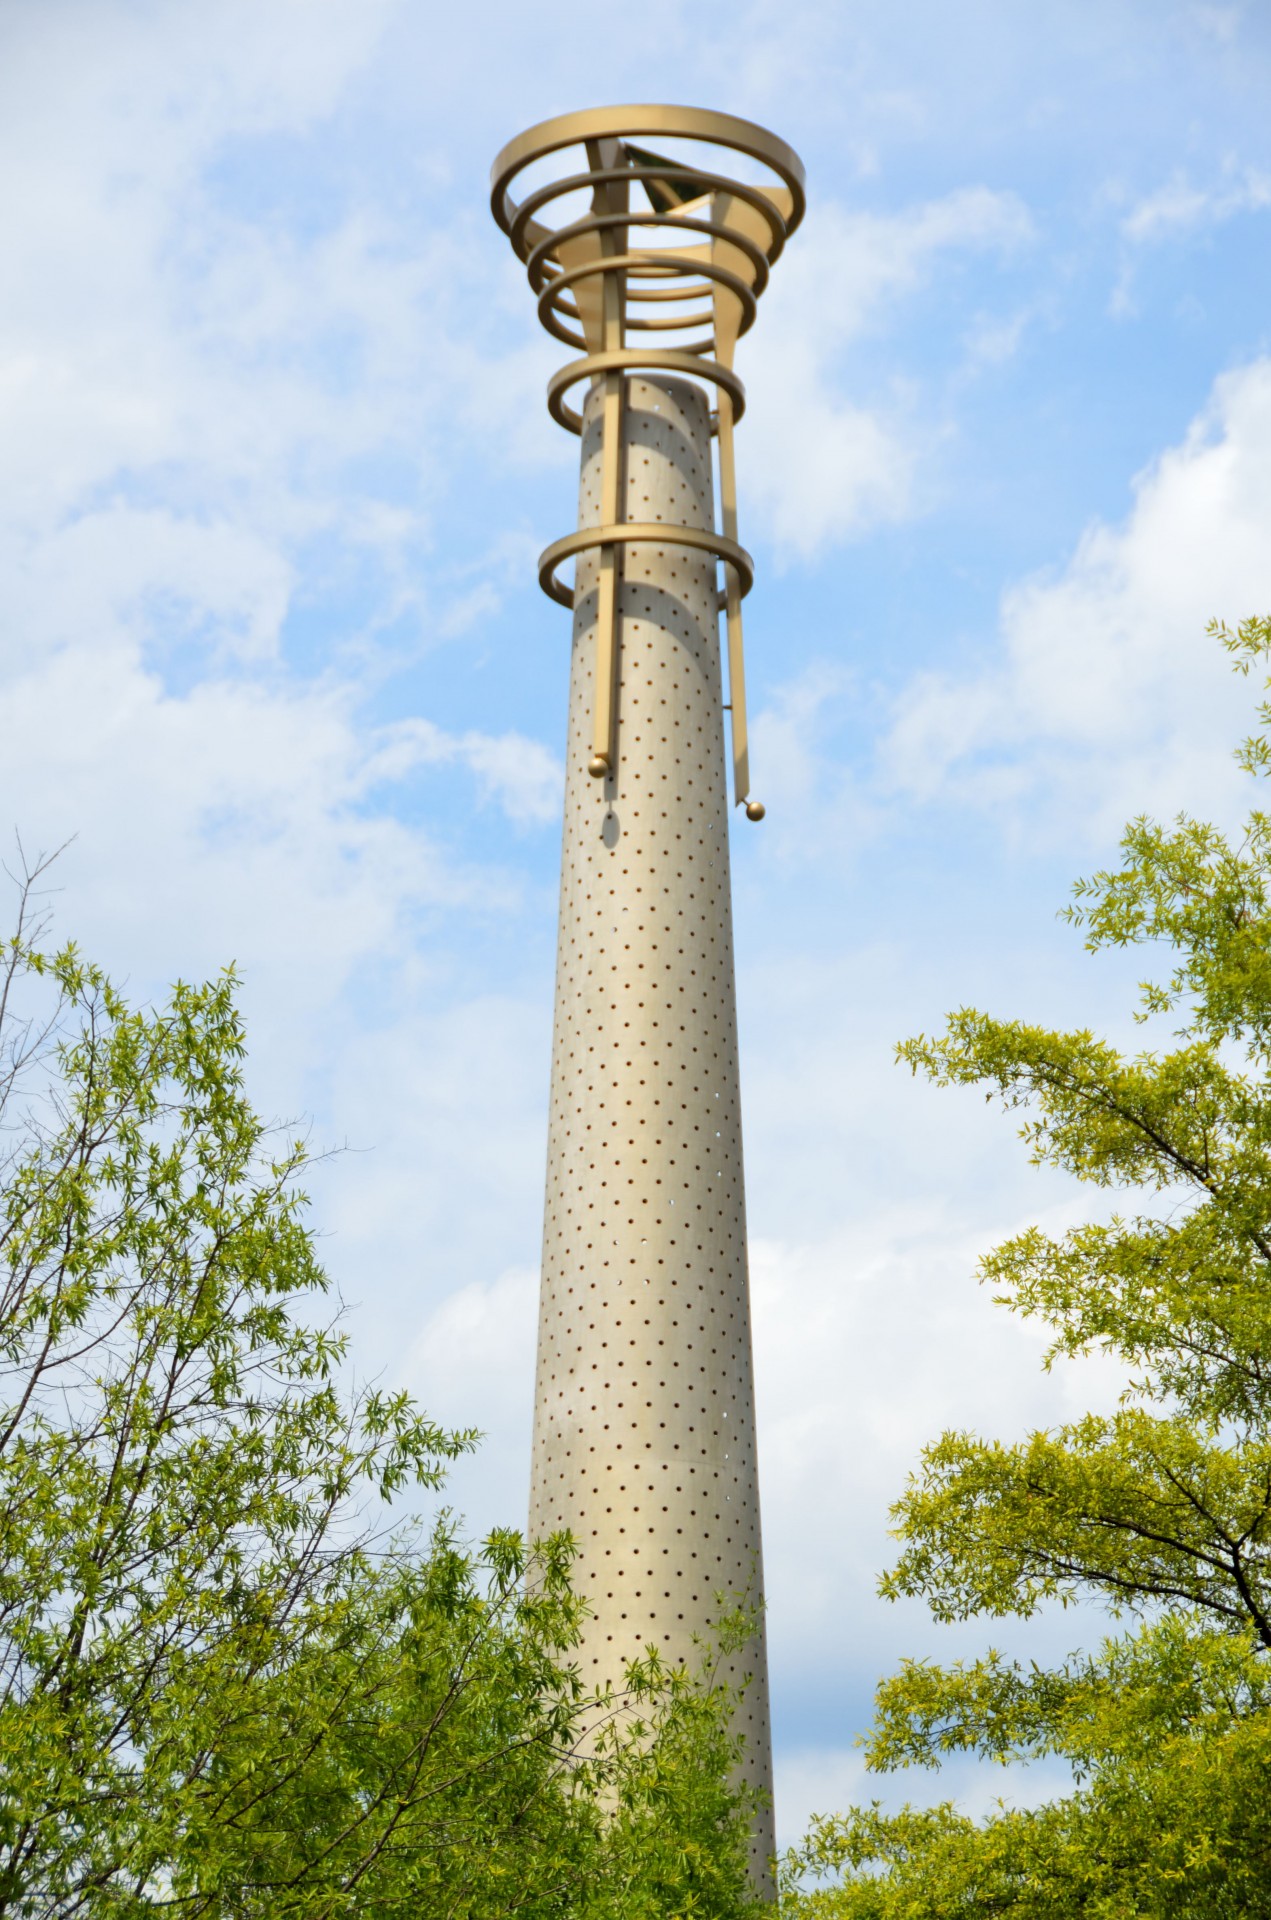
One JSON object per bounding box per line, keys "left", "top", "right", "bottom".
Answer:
{"left": 491, "top": 106, "right": 805, "bottom": 810}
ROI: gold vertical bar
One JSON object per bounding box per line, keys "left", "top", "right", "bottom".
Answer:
{"left": 587, "top": 142, "right": 626, "bottom": 778}
{"left": 592, "top": 368, "right": 623, "bottom": 772}
{"left": 716, "top": 391, "right": 749, "bottom": 805}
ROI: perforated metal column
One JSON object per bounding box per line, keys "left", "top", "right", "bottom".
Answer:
{"left": 530, "top": 373, "right": 774, "bottom": 1884}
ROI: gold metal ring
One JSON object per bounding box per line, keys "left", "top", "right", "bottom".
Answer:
{"left": 547, "top": 350, "right": 746, "bottom": 435}
{"left": 509, "top": 163, "right": 791, "bottom": 265}
{"left": 538, "top": 522, "right": 755, "bottom": 608}
{"left": 491, "top": 105, "right": 806, "bottom": 244}
{"left": 537, "top": 254, "right": 759, "bottom": 355}
{"left": 528, "top": 209, "right": 769, "bottom": 299}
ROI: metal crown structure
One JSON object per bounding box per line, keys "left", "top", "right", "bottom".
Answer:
{"left": 491, "top": 105, "right": 805, "bottom": 815}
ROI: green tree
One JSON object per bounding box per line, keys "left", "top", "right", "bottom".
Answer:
{"left": 0, "top": 855, "right": 763, "bottom": 1917}
{"left": 783, "top": 619, "right": 1271, "bottom": 1918}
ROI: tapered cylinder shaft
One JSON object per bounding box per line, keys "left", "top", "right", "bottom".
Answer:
{"left": 530, "top": 373, "right": 774, "bottom": 1884}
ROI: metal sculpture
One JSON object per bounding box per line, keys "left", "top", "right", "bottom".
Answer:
{"left": 491, "top": 106, "right": 805, "bottom": 1892}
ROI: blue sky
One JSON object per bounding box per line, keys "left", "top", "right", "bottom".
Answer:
{"left": 5, "top": 0, "right": 1271, "bottom": 1844}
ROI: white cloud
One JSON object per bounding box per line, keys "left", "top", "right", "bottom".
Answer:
{"left": 1111, "top": 157, "right": 1271, "bottom": 313}
{"left": 1189, "top": 5, "right": 1243, "bottom": 45}
{"left": 744, "top": 189, "right": 1034, "bottom": 557}
{"left": 1122, "top": 163, "right": 1271, "bottom": 245}
{"left": 363, "top": 717, "right": 561, "bottom": 826}
{"left": 960, "top": 304, "right": 1036, "bottom": 371}
{"left": 6, "top": 507, "right": 294, "bottom": 670}
{"left": 0, "top": 0, "right": 568, "bottom": 687}
{"left": 2, "top": 639, "right": 520, "bottom": 1024}
{"left": 398, "top": 1265, "right": 539, "bottom": 1526}
{"left": 749, "top": 664, "right": 869, "bottom": 822}
{"left": 752, "top": 1212, "right": 1127, "bottom": 1659}
{"left": 774, "top": 1744, "right": 1072, "bottom": 1853}
{"left": 882, "top": 358, "right": 1271, "bottom": 839}
{"left": 0, "top": 4, "right": 402, "bottom": 521}
{"left": 775, "top": 1747, "right": 872, "bottom": 1850}
{"left": 0, "top": 0, "right": 568, "bottom": 1084}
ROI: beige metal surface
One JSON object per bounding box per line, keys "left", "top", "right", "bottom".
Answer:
{"left": 529, "top": 373, "right": 774, "bottom": 1887}
{"left": 491, "top": 107, "right": 804, "bottom": 1896}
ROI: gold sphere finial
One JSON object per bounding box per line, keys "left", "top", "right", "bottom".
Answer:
{"left": 588, "top": 754, "right": 610, "bottom": 780}
{"left": 745, "top": 800, "right": 765, "bottom": 822}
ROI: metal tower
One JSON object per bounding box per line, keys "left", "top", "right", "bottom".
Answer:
{"left": 490, "top": 106, "right": 805, "bottom": 1889}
